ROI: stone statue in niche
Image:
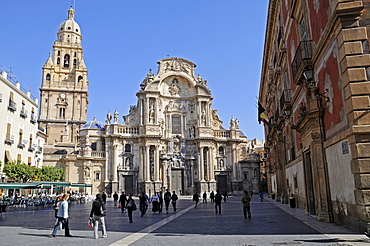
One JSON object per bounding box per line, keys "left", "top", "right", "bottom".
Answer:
{"left": 84, "top": 167, "right": 90, "bottom": 177}
{"left": 149, "top": 104, "right": 155, "bottom": 122}
{"left": 201, "top": 108, "right": 207, "bottom": 126}
{"left": 125, "top": 157, "right": 130, "bottom": 169}
{"left": 220, "top": 159, "right": 224, "bottom": 169}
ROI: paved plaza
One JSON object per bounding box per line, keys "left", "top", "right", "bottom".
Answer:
{"left": 0, "top": 195, "right": 369, "bottom": 246}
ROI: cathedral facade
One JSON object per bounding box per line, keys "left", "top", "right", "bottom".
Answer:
{"left": 76, "top": 57, "right": 252, "bottom": 196}
{"left": 40, "top": 8, "right": 260, "bottom": 196}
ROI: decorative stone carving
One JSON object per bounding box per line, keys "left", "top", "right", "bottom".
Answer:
{"left": 169, "top": 78, "right": 181, "bottom": 95}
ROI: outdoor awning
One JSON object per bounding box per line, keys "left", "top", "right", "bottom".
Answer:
{"left": 32, "top": 181, "right": 72, "bottom": 187}
{"left": 0, "top": 183, "right": 41, "bottom": 189}
{"left": 70, "top": 183, "right": 92, "bottom": 187}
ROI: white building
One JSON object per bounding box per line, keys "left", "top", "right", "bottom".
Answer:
{"left": 0, "top": 67, "right": 40, "bottom": 180}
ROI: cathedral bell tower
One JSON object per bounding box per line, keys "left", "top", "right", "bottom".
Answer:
{"left": 39, "top": 7, "right": 88, "bottom": 146}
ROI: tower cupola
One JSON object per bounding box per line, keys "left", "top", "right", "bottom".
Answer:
{"left": 57, "top": 7, "right": 82, "bottom": 43}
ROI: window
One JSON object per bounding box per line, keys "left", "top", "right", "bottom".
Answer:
{"left": 125, "top": 144, "right": 131, "bottom": 152}
{"left": 219, "top": 146, "right": 224, "bottom": 156}
{"left": 91, "top": 143, "right": 97, "bottom": 151}
{"left": 74, "top": 52, "right": 77, "bottom": 57}
{"left": 17, "top": 154, "right": 22, "bottom": 162}
{"left": 5, "top": 123, "right": 13, "bottom": 144}
{"left": 46, "top": 74, "right": 51, "bottom": 81}
{"left": 28, "top": 157, "right": 32, "bottom": 166}
{"left": 29, "top": 134, "right": 33, "bottom": 149}
{"left": 59, "top": 107, "right": 66, "bottom": 118}
{"left": 64, "top": 54, "right": 70, "bottom": 68}
{"left": 18, "top": 129, "right": 23, "bottom": 145}
{"left": 95, "top": 173, "right": 100, "bottom": 180}
{"left": 171, "top": 114, "right": 181, "bottom": 134}
{"left": 57, "top": 51, "right": 60, "bottom": 56}
{"left": 78, "top": 76, "right": 83, "bottom": 83}
{"left": 73, "top": 59, "right": 77, "bottom": 66}
{"left": 8, "top": 92, "right": 16, "bottom": 111}
{"left": 57, "top": 57, "right": 60, "bottom": 64}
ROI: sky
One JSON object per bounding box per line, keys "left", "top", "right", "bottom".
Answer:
{"left": 1, "top": 0, "right": 268, "bottom": 141}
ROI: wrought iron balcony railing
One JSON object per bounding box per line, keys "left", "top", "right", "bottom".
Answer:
{"left": 291, "top": 40, "right": 313, "bottom": 82}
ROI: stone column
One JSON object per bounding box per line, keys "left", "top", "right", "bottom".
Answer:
{"left": 146, "top": 145, "right": 151, "bottom": 182}
{"left": 199, "top": 147, "right": 204, "bottom": 181}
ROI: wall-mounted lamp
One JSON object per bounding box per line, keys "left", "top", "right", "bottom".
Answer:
{"left": 303, "top": 67, "right": 314, "bottom": 81}
{"left": 284, "top": 107, "right": 292, "bottom": 117}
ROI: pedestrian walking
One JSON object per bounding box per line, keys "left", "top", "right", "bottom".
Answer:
{"left": 193, "top": 192, "right": 199, "bottom": 208}
{"left": 119, "top": 192, "right": 127, "bottom": 213}
{"left": 113, "top": 192, "right": 118, "bottom": 206}
{"left": 202, "top": 191, "right": 207, "bottom": 203}
{"left": 158, "top": 191, "right": 163, "bottom": 213}
{"left": 259, "top": 190, "right": 264, "bottom": 202}
{"left": 139, "top": 192, "right": 149, "bottom": 217}
{"left": 102, "top": 191, "right": 107, "bottom": 204}
{"left": 210, "top": 191, "right": 215, "bottom": 203}
{"left": 241, "top": 190, "right": 251, "bottom": 219}
{"left": 126, "top": 194, "right": 136, "bottom": 223}
{"left": 164, "top": 189, "right": 171, "bottom": 213}
{"left": 171, "top": 191, "right": 178, "bottom": 212}
{"left": 250, "top": 190, "right": 254, "bottom": 198}
{"left": 214, "top": 190, "right": 222, "bottom": 214}
{"left": 151, "top": 192, "right": 159, "bottom": 213}
{"left": 223, "top": 190, "right": 228, "bottom": 202}
{"left": 52, "top": 193, "right": 72, "bottom": 237}
{"left": 89, "top": 194, "right": 107, "bottom": 239}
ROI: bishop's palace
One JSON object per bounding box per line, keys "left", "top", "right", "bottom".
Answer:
{"left": 2, "top": 8, "right": 265, "bottom": 197}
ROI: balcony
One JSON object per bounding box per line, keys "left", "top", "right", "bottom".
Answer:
{"left": 5, "top": 135, "right": 14, "bottom": 144}
{"left": 280, "top": 89, "right": 292, "bottom": 115}
{"left": 20, "top": 108, "right": 28, "bottom": 118}
{"left": 30, "top": 113, "right": 37, "bottom": 123}
{"left": 8, "top": 100, "right": 17, "bottom": 111}
{"left": 18, "top": 143, "right": 26, "bottom": 149}
{"left": 28, "top": 147, "right": 35, "bottom": 152}
{"left": 291, "top": 40, "right": 313, "bottom": 83}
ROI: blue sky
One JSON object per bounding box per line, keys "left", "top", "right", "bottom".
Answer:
{"left": 1, "top": 0, "right": 268, "bottom": 141}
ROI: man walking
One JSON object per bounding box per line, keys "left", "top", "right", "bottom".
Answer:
{"left": 102, "top": 191, "right": 107, "bottom": 204}
{"left": 202, "top": 191, "right": 207, "bottom": 203}
{"left": 119, "top": 192, "right": 127, "bottom": 213}
{"left": 171, "top": 191, "right": 178, "bottom": 212}
{"left": 113, "top": 191, "right": 118, "bottom": 206}
{"left": 164, "top": 189, "right": 171, "bottom": 213}
{"left": 193, "top": 192, "right": 199, "bottom": 208}
{"left": 214, "top": 190, "right": 222, "bottom": 214}
{"left": 241, "top": 190, "right": 251, "bottom": 219}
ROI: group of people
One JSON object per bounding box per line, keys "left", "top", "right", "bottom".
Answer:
{"left": 192, "top": 190, "right": 224, "bottom": 214}
{"left": 51, "top": 189, "right": 254, "bottom": 239}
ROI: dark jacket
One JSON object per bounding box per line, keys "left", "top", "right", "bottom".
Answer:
{"left": 214, "top": 193, "right": 223, "bottom": 204}
{"left": 90, "top": 200, "right": 105, "bottom": 217}
{"left": 119, "top": 194, "right": 127, "bottom": 204}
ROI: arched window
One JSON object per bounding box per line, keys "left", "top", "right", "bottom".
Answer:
{"left": 125, "top": 144, "right": 131, "bottom": 152}
{"left": 64, "top": 54, "right": 70, "bottom": 68}
{"left": 57, "top": 57, "right": 60, "bottom": 64}
{"left": 57, "top": 51, "right": 60, "bottom": 56}
{"left": 74, "top": 52, "right": 77, "bottom": 57}
{"left": 73, "top": 59, "right": 77, "bottom": 66}
{"left": 219, "top": 146, "right": 224, "bottom": 156}
{"left": 78, "top": 76, "right": 83, "bottom": 83}
{"left": 171, "top": 114, "right": 181, "bottom": 134}
{"left": 59, "top": 108, "right": 65, "bottom": 118}
{"left": 91, "top": 143, "right": 97, "bottom": 151}
{"left": 46, "top": 74, "right": 51, "bottom": 81}
{"left": 95, "top": 173, "right": 100, "bottom": 180}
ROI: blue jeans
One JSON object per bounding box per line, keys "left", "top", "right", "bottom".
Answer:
{"left": 52, "top": 217, "right": 70, "bottom": 236}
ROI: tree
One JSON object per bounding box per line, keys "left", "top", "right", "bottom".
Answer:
{"left": 3, "top": 161, "right": 65, "bottom": 182}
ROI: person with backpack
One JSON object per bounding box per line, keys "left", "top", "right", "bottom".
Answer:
{"left": 126, "top": 194, "right": 136, "bottom": 223}
{"left": 89, "top": 194, "right": 107, "bottom": 239}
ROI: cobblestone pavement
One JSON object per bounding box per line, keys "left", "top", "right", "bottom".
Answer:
{"left": 0, "top": 195, "right": 369, "bottom": 246}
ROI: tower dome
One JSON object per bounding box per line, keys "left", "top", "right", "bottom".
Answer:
{"left": 57, "top": 7, "right": 82, "bottom": 43}
{"left": 81, "top": 116, "right": 105, "bottom": 130}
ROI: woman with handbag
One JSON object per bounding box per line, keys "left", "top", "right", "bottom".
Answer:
{"left": 89, "top": 194, "right": 107, "bottom": 239}
{"left": 126, "top": 194, "right": 136, "bottom": 223}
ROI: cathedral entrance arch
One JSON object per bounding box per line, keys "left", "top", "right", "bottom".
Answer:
{"left": 171, "top": 169, "right": 184, "bottom": 195}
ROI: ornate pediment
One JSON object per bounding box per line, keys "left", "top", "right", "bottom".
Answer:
{"left": 165, "top": 100, "right": 185, "bottom": 112}
{"left": 158, "top": 57, "right": 195, "bottom": 75}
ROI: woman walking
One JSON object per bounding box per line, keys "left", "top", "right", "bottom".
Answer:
{"left": 89, "top": 194, "right": 107, "bottom": 239}
{"left": 126, "top": 194, "right": 136, "bottom": 223}
{"left": 52, "top": 193, "right": 72, "bottom": 237}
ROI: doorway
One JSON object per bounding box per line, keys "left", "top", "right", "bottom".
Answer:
{"left": 122, "top": 175, "right": 134, "bottom": 195}
{"left": 171, "top": 169, "right": 183, "bottom": 195}
{"left": 216, "top": 175, "right": 227, "bottom": 193}
{"left": 304, "top": 152, "right": 315, "bottom": 215}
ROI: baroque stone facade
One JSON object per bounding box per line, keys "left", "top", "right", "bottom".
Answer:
{"left": 260, "top": 0, "right": 370, "bottom": 232}
{"left": 77, "top": 57, "right": 252, "bottom": 196}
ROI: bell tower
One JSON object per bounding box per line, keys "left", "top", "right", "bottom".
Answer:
{"left": 39, "top": 7, "right": 88, "bottom": 146}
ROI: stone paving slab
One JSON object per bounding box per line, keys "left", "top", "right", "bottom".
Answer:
{"left": 0, "top": 195, "right": 369, "bottom": 246}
